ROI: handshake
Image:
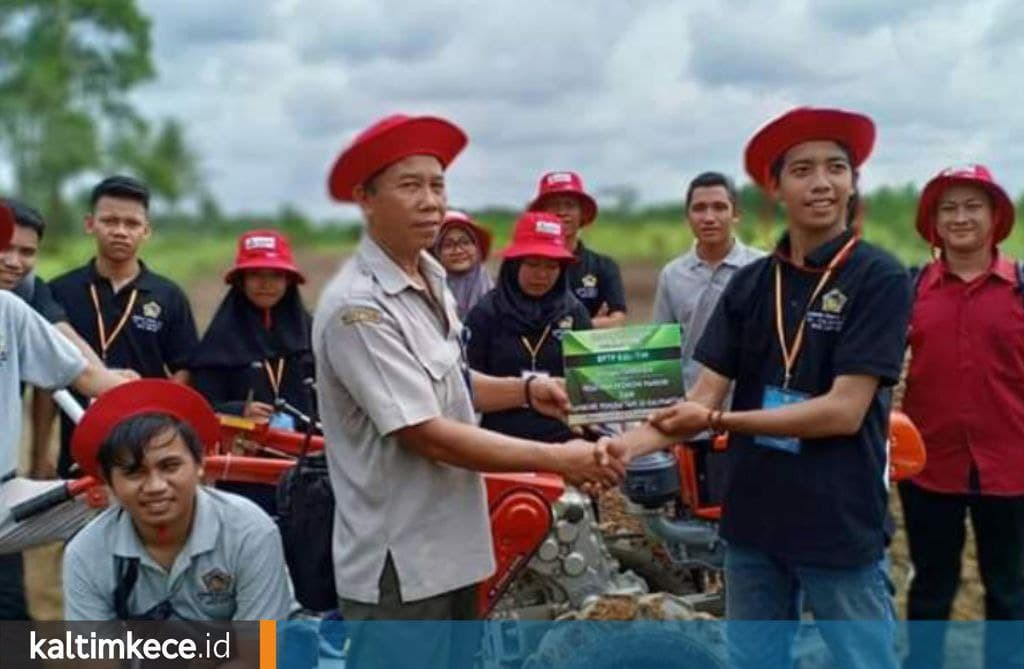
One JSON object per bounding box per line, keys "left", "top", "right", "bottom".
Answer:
{"left": 548, "top": 400, "right": 711, "bottom": 493}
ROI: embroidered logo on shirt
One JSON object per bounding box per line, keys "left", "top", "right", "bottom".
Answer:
{"left": 558, "top": 316, "right": 574, "bottom": 330}
{"left": 820, "top": 288, "right": 848, "bottom": 314}
{"left": 142, "top": 301, "right": 162, "bottom": 319}
{"left": 202, "top": 568, "right": 233, "bottom": 594}
{"left": 341, "top": 306, "right": 382, "bottom": 325}
{"left": 581, "top": 274, "right": 598, "bottom": 288}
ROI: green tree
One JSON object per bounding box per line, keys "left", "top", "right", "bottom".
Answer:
{"left": 0, "top": 0, "right": 153, "bottom": 234}
{"left": 109, "top": 118, "right": 201, "bottom": 214}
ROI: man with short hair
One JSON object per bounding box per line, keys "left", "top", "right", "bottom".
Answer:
{"left": 611, "top": 108, "right": 910, "bottom": 669}
{"left": 528, "top": 171, "right": 627, "bottom": 328}
{"left": 63, "top": 379, "right": 293, "bottom": 625}
{"left": 49, "top": 176, "right": 199, "bottom": 478}
{"left": 316, "top": 114, "right": 625, "bottom": 666}
{"left": 900, "top": 165, "right": 1024, "bottom": 669}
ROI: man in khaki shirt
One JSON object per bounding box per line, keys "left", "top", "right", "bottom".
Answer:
{"left": 315, "top": 114, "right": 624, "bottom": 665}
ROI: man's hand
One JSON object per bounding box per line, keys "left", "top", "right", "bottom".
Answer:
{"left": 648, "top": 400, "right": 709, "bottom": 439}
{"left": 243, "top": 401, "right": 275, "bottom": 422}
{"left": 527, "top": 376, "right": 571, "bottom": 421}
{"left": 110, "top": 368, "right": 141, "bottom": 381}
{"left": 553, "top": 438, "right": 627, "bottom": 491}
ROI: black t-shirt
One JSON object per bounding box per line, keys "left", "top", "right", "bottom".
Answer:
{"left": 566, "top": 241, "right": 626, "bottom": 317}
{"left": 49, "top": 259, "right": 199, "bottom": 476}
{"left": 694, "top": 229, "right": 910, "bottom": 568}
{"left": 13, "top": 275, "right": 68, "bottom": 324}
{"left": 464, "top": 291, "right": 592, "bottom": 442}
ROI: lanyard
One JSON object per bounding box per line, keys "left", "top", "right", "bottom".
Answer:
{"left": 520, "top": 325, "right": 552, "bottom": 372}
{"left": 89, "top": 284, "right": 139, "bottom": 362}
{"left": 773, "top": 235, "right": 858, "bottom": 387}
{"left": 263, "top": 358, "right": 286, "bottom": 399}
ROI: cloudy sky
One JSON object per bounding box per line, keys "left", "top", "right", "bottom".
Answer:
{"left": 133, "top": 0, "right": 1024, "bottom": 219}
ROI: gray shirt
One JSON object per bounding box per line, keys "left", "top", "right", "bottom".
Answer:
{"left": 1, "top": 290, "right": 85, "bottom": 476}
{"left": 653, "top": 239, "right": 764, "bottom": 396}
{"left": 313, "top": 235, "right": 494, "bottom": 604}
{"left": 63, "top": 487, "right": 292, "bottom": 621}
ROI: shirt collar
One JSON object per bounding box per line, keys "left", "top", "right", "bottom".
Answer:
{"left": 774, "top": 228, "right": 856, "bottom": 269}
{"left": 923, "top": 253, "right": 1017, "bottom": 289}
{"left": 684, "top": 237, "right": 750, "bottom": 270}
{"left": 112, "top": 487, "right": 220, "bottom": 562}
{"left": 357, "top": 235, "right": 446, "bottom": 297}
{"left": 86, "top": 259, "right": 156, "bottom": 292}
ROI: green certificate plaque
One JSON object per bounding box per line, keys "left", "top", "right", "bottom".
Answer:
{"left": 562, "top": 324, "right": 684, "bottom": 425}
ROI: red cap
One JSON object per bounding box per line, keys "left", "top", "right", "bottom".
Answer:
{"left": 0, "top": 201, "right": 13, "bottom": 251}
{"left": 915, "top": 164, "right": 1016, "bottom": 246}
{"left": 71, "top": 380, "right": 220, "bottom": 479}
{"left": 501, "top": 212, "right": 577, "bottom": 262}
{"left": 225, "top": 229, "right": 305, "bottom": 284}
{"left": 744, "top": 107, "right": 876, "bottom": 191}
{"left": 437, "top": 210, "right": 493, "bottom": 261}
{"left": 527, "top": 171, "right": 598, "bottom": 226}
{"left": 328, "top": 114, "right": 468, "bottom": 202}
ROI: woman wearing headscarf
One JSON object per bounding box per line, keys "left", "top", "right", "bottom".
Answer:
{"left": 189, "top": 229, "right": 315, "bottom": 428}
{"left": 464, "top": 211, "right": 591, "bottom": 442}
{"left": 431, "top": 210, "right": 494, "bottom": 320}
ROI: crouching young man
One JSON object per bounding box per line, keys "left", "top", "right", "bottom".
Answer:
{"left": 63, "top": 379, "right": 293, "bottom": 623}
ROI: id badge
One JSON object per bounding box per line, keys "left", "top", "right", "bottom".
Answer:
{"left": 753, "top": 385, "right": 809, "bottom": 454}
{"left": 268, "top": 412, "right": 296, "bottom": 431}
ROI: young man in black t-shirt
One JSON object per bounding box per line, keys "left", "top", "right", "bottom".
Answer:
{"left": 612, "top": 108, "right": 910, "bottom": 669}
{"left": 49, "top": 176, "right": 198, "bottom": 478}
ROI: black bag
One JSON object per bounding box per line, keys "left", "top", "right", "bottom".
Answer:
{"left": 276, "top": 451, "right": 337, "bottom": 612}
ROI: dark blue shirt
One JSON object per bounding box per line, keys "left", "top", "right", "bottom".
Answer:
{"left": 567, "top": 242, "right": 627, "bottom": 317}
{"left": 694, "top": 229, "right": 910, "bottom": 567}
{"left": 49, "top": 259, "right": 199, "bottom": 476}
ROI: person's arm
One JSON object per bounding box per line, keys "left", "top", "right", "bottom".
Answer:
{"left": 396, "top": 418, "right": 624, "bottom": 487}
{"left": 321, "top": 301, "right": 623, "bottom": 486}
{"left": 70, "top": 362, "right": 129, "bottom": 397}
{"left": 470, "top": 371, "right": 570, "bottom": 419}
{"left": 651, "top": 267, "right": 675, "bottom": 324}
{"left": 591, "top": 258, "right": 627, "bottom": 328}
{"left": 30, "top": 388, "right": 58, "bottom": 478}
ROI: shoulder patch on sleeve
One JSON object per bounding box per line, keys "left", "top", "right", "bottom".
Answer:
{"left": 340, "top": 306, "right": 382, "bottom": 325}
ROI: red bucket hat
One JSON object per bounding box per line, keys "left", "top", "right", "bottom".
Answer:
{"left": 0, "top": 201, "right": 13, "bottom": 251}
{"left": 744, "top": 107, "right": 876, "bottom": 191}
{"left": 225, "top": 229, "right": 305, "bottom": 284}
{"left": 527, "top": 171, "right": 598, "bottom": 226}
{"left": 915, "top": 164, "right": 1016, "bottom": 246}
{"left": 501, "top": 212, "right": 577, "bottom": 262}
{"left": 71, "top": 380, "right": 220, "bottom": 479}
{"left": 328, "top": 114, "right": 468, "bottom": 203}
{"left": 436, "top": 210, "right": 493, "bottom": 261}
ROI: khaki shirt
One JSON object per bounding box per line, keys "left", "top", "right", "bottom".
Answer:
{"left": 312, "top": 235, "right": 494, "bottom": 604}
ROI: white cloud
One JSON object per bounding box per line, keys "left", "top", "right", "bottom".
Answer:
{"left": 126, "top": 0, "right": 1021, "bottom": 220}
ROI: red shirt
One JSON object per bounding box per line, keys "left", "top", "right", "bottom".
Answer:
{"left": 904, "top": 256, "right": 1024, "bottom": 495}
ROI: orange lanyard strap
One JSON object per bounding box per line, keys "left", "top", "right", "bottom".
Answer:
{"left": 89, "top": 285, "right": 139, "bottom": 361}
{"left": 520, "top": 325, "right": 552, "bottom": 372}
{"left": 773, "top": 236, "right": 858, "bottom": 387}
{"left": 263, "top": 358, "right": 286, "bottom": 398}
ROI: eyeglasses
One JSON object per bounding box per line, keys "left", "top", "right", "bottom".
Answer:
{"left": 440, "top": 239, "right": 476, "bottom": 252}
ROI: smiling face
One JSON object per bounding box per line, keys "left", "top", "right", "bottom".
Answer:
{"left": 85, "top": 196, "right": 151, "bottom": 263}
{"left": 773, "top": 140, "right": 855, "bottom": 234}
{"left": 0, "top": 225, "right": 39, "bottom": 290}
{"left": 108, "top": 428, "right": 202, "bottom": 533}
{"left": 437, "top": 226, "right": 479, "bottom": 274}
{"left": 354, "top": 154, "right": 447, "bottom": 257}
{"left": 934, "top": 183, "right": 995, "bottom": 254}
{"left": 687, "top": 185, "right": 739, "bottom": 248}
{"left": 517, "top": 256, "right": 562, "bottom": 297}
{"left": 241, "top": 269, "right": 290, "bottom": 310}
